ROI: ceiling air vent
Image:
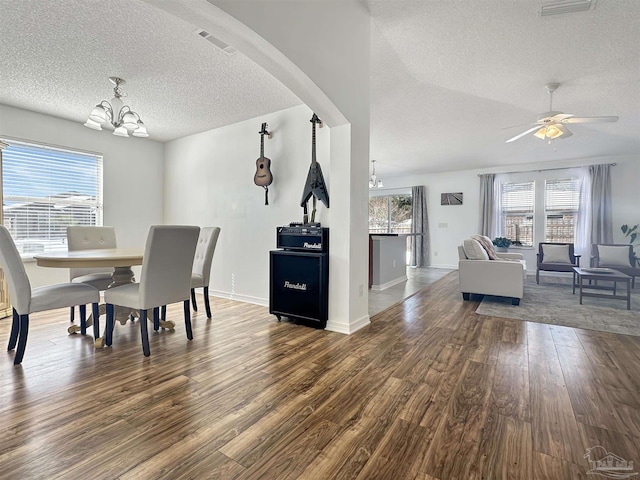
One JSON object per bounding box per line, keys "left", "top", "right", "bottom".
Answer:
{"left": 539, "top": 0, "right": 596, "bottom": 16}
{"left": 194, "top": 28, "right": 238, "bottom": 56}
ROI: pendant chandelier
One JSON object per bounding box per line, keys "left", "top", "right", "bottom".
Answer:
{"left": 84, "top": 77, "right": 149, "bottom": 138}
{"left": 369, "top": 159, "right": 383, "bottom": 188}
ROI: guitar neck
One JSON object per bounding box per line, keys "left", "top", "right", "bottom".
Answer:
{"left": 260, "top": 134, "right": 265, "bottom": 157}
{"left": 311, "top": 123, "right": 316, "bottom": 167}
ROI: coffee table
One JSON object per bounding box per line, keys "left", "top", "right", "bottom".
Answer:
{"left": 572, "top": 267, "right": 631, "bottom": 310}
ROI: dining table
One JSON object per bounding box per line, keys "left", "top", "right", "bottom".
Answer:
{"left": 34, "top": 248, "right": 176, "bottom": 347}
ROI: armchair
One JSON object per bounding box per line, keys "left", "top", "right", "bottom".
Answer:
{"left": 458, "top": 239, "right": 527, "bottom": 305}
{"left": 591, "top": 244, "right": 639, "bottom": 288}
{"left": 536, "top": 242, "right": 580, "bottom": 284}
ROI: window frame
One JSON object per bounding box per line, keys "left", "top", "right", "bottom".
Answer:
{"left": 0, "top": 138, "right": 104, "bottom": 258}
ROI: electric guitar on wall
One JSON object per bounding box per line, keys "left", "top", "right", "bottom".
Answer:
{"left": 300, "top": 114, "right": 329, "bottom": 222}
{"left": 254, "top": 122, "right": 273, "bottom": 205}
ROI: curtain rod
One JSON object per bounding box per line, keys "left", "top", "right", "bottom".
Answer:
{"left": 478, "top": 162, "right": 616, "bottom": 177}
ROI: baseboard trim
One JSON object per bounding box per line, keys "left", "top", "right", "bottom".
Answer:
{"left": 371, "top": 275, "right": 407, "bottom": 291}
{"left": 209, "top": 290, "right": 268, "bottom": 307}
{"left": 325, "top": 314, "right": 371, "bottom": 335}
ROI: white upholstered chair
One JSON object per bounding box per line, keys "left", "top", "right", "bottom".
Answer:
{"left": 67, "top": 226, "right": 117, "bottom": 322}
{"left": 189, "top": 226, "right": 220, "bottom": 318}
{"left": 104, "top": 225, "right": 200, "bottom": 357}
{"left": 0, "top": 226, "right": 100, "bottom": 365}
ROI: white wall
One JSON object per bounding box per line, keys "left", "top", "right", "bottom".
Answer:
{"left": 0, "top": 104, "right": 164, "bottom": 287}
{"left": 380, "top": 155, "right": 640, "bottom": 271}
{"left": 164, "top": 104, "right": 329, "bottom": 304}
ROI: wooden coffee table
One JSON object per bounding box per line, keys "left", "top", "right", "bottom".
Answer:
{"left": 572, "top": 267, "right": 631, "bottom": 310}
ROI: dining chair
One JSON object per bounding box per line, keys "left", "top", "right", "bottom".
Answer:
{"left": 190, "top": 227, "right": 221, "bottom": 317}
{"left": 104, "top": 225, "right": 200, "bottom": 357}
{"left": 161, "top": 226, "right": 221, "bottom": 320}
{"left": 67, "top": 226, "right": 117, "bottom": 323}
{"left": 0, "top": 226, "right": 100, "bottom": 365}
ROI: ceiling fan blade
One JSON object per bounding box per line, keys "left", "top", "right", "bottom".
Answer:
{"left": 550, "top": 113, "right": 574, "bottom": 121}
{"left": 501, "top": 123, "right": 539, "bottom": 130}
{"left": 561, "top": 116, "right": 619, "bottom": 124}
{"left": 505, "top": 125, "right": 545, "bottom": 143}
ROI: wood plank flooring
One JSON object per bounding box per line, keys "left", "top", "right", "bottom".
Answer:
{"left": 1, "top": 272, "right": 640, "bottom": 479}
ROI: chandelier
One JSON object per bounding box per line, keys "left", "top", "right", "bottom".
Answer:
{"left": 84, "top": 77, "right": 149, "bottom": 138}
{"left": 369, "top": 159, "right": 383, "bottom": 188}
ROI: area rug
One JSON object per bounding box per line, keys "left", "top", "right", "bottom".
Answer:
{"left": 475, "top": 278, "right": 640, "bottom": 337}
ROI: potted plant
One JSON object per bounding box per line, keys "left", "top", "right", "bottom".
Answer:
{"left": 492, "top": 237, "right": 512, "bottom": 252}
{"left": 621, "top": 224, "right": 640, "bottom": 265}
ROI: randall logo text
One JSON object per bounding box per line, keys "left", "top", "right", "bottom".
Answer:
{"left": 303, "top": 242, "right": 322, "bottom": 249}
{"left": 284, "top": 281, "right": 307, "bottom": 291}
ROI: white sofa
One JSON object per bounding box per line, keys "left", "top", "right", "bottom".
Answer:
{"left": 458, "top": 239, "right": 527, "bottom": 305}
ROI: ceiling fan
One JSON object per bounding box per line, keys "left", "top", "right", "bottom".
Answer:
{"left": 504, "top": 83, "right": 619, "bottom": 143}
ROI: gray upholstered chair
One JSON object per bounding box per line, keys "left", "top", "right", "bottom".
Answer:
{"left": 592, "top": 243, "right": 640, "bottom": 288}
{"left": 0, "top": 226, "right": 100, "bottom": 365}
{"left": 67, "top": 226, "right": 117, "bottom": 322}
{"left": 536, "top": 242, "right": 581, "bottom": 284}
{"left": 104, "top": 225, "right": 200, "bottom": 357}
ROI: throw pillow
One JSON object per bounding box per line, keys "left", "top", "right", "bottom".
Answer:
{"left": 598, "top": 245, "right": 632, "bottom": 267}
{"left": 471, "top": 234, "right": 498, "bottom": 260}
{"left": 542, "top": 244, "right": 571, "bottom": 264}
{"left": 463, "top": 238, "right": 490, "bottom": 260}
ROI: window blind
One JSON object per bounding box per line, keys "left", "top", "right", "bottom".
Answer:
{"left": 1, "top": 140, "right": 103, "bottom": 256}
{"left": 545, "top": 178, "right": 580, "bottom": 242}
{"left": 501, "top": 181, "right": 534, "bottom": 246}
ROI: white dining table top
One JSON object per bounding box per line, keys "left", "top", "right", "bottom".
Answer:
{"left": 34, "top": 248, "right": 144, "bottom": 268}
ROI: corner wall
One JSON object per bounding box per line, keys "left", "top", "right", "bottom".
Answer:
{"left": 164, "top": 104, "right": 328, "bottom": 304}
{"left": 0, "top": 104, "right": 164, "bottom": 287}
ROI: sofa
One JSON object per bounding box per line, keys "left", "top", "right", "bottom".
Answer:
{"left": 458, "top": 235, "right": 527, "bottom": 305}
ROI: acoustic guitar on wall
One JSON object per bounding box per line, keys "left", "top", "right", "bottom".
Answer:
{"left": 254, "top": 122, "right": 273, "bottom": 205}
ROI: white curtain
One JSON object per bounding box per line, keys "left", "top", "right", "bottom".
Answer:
{"left": 574, "top": 166, "right": 591, "bottom": 259}
{"left": 478, "top": 173, "right": 504, "bottom": 239}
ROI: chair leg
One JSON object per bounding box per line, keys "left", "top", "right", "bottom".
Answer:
{"left": 139, "top": 309, "right": 150, "bottom": 357}
{"left": 161, "top": 305, "right": 166, "bottom": 321}
{"left": 106, "top": 304, "right": 115, "bottom": 347}
{"left": 512, "top": 298, "right": 521, "bottom": 306}
{"left": 70, "top": 306, "right": 75, "bottom": 323}
{"left": 536, "top": 269, "right": 540, "bottom": 284}
{"left": 153, "top": 307, "right": 160, "bottom": 331}
{"left": 14, "top": 314, "right": 29, "bottom": 365}
{"left": 204, "top": 286, "right": 212, "bottom": 319}
{"left": 79, "top": 305, "right": 87, "bottom": 335}
{"left": 462, "top": 293, "right": 470, "bottom": 301}
{"left": 184, "top": 300, "right": 193, "bottom": 340}
{"left": 191, "top": 288, "right": 198, "bottom": 312}
{"left": 92, "top": 303, "right": 100, "bottom": 340}
{"left": 8, "top": 308, "right": 19, "bottom": 351}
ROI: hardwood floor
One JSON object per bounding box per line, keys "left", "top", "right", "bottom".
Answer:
{"left": 1, "top": 272, "right": 639, "bottom": 479}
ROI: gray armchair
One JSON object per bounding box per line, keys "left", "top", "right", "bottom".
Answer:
{"left": 592, "top": 243, "right": 639, "bottom": 288}
{"left": 536, "top": 242, "right": 580, "bottom": 284}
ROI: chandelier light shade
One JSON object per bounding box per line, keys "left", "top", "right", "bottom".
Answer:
{"left": 369, "top": 159, "right": 384, "bottom": 188}
{"left": 84, "top": 77, "right": 149, "bottom": 138}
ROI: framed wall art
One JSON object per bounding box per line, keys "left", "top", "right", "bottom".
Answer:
{"left": 441, "top": 192, "right": 463, "bottom": 205}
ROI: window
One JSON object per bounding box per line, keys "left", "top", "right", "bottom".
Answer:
{"left": 1, "top": 140, "right": 103, "bottom": 256}
{"left": 545, "top": 178, "right": 580, "bottom": 243}
{"left": 368, "top": 194, "right": 412, "bottom": 233}
{"left": 500, "top": 181, "right": 534, "bottom": 247}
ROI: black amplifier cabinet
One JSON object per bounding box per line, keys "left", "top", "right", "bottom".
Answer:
{"left": 270, "top": 250, "right": 328, "bottom": 327}
{"left": 276, "top": 226, "right": 329, "bottom": 253}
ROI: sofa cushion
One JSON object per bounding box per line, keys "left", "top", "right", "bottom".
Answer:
{"left": 598, "top": 245, "right": 632, "bottom": 267}
{"left": 463, "top": 238, "right": 490, "bottom": 260}
{"left": 542, "top": 244, "right": 571, "bottom": 264}
{"left": 471, "top": 234, "right": 498, "bottom": 260}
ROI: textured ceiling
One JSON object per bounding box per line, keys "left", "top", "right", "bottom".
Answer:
{"left": 1, "top": 0, "right": 639, "bottom": 177}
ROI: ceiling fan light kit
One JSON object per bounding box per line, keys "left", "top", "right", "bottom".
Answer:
{"left": 504, "top": 82, "right": 618, "bottom": 143}
{"left": 84, "top": 77, "right": 149, "bottom": 138}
